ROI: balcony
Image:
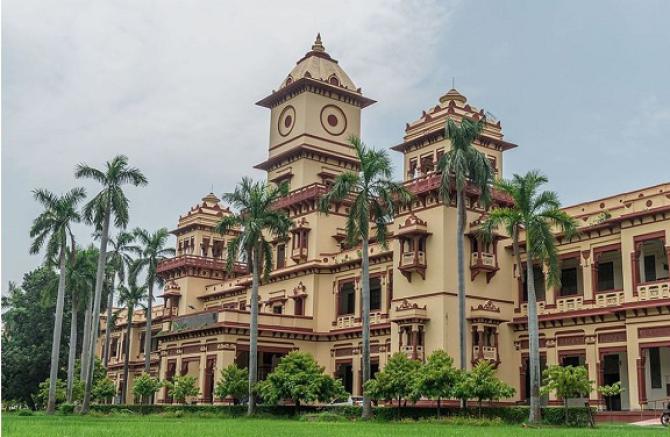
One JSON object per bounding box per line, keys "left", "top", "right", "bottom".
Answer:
{"left": 398, "top": 250, "right": 426, "bottom": 281}
{"left": 218, "top": 309, "right": 314, "bottom": 331}
{"left": 400, "top": 345, "right": 424, "bottom": 361}
{"left": 334, "top": 312, "right": 385, "bottom": 329}
{"left": 520, "top": 301, "right": 545, "bottom": 316}
{"left": 595, "top": 291, "right": 625, "bottom": 307}
{"left": 291, "top": 247, "right": 307, "bottom": 262}
{"left": 637, "top": 280, "right": 670, "bottom": 301}
{"left": 336, "top": 315, "right": 356, "bottom": 329}
{"left": 557, "top": 296, "right": 583, "bottom": 312}
{"left": 157, "top": 255, "right": 247, "bottom": 275}
{"left": 473, "top": 345, "right": 497, "bottom": 361}
{"left": 470, "top": 252, "right": 498, "bottom": 282}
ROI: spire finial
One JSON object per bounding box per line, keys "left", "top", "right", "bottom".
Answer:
{"left": 312, "top": 33, "right": 325, "bottom": 52}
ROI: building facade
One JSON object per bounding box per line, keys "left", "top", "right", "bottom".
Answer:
{"left": 97, "top": 36, "right": 670, "bottom": 410}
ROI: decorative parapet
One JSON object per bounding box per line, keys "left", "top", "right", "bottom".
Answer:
{"left": 391, "top": 299, "right": 428, "bottom": 323}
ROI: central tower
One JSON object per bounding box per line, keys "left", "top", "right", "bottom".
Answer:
{"left": 255, "top": 34, "right": 375, "bottom": 189}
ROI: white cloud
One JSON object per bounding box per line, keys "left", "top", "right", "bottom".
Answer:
{"left": 2, "top": 0, "right": 460, "bottom": 290}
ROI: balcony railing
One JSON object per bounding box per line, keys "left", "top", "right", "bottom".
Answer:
{"left": 400, "top": 345, "right": 424, "bottom": 361}
{"left": 157, "top": 255, "right": 247, "bottom": 274}
{"left": 557, "top": 296, "right": 583, "bottom": 312}
{"left": 595, "top": 291, "right": 625, "bottom": 307}
{"left": 637, "top": 280, "right": 670, "bottom": 301}
{"left": 336, "top": 315, "right": 355, "bottom": 329}
{"left": 334, "top": 312, "right": 385, "bottom": 329}
{"left": 218, "top": 309, "right": 314, "bottom": 331}
{"left": 471, "top": 252, "right": 496, "bottom": 268}
{"left": 400, "top": 251, "right": 425, "bottom": 267}
{"left": 473, "top": 345, "right": 497, "bottom": 361}
{"left": 520, "top": 301, "right": 545, "bottom": 316}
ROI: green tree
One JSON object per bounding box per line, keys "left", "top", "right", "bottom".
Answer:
{"left": 481, "top": 171, "right": 576, "bottom": 424}
{"left": 29, "top": 187, "right": 86, "bottom": 413}
{"left": 541, "top": 365, "right": 593, "bottom": 425}
{"left": 215, "top": 364, "right": 249, "bottom": 404}
{"left": 132, "top": 373, "right": 162, "bottom": 405}
{"left": 412, "top": 350, "right": 459, "bottom": 416}
{"left": 164, "top": 375, "right": 200, "bottom": 404}
{"left": 436, "top": 118, "right": 493, "bottom": 385}
{"left": 130, "top": 228, "right": 174, "bottom": 372}
{"left": 75, "top": 154, "right": 147, "bottom": 413}
{"left": 116, "top": 277, "right": 147, "bottom": 403}
{"left": 319, "top": 137, "right": 412, "bottom": 418}
{"left": 598, "top": 381, "right": 623, "bottom": 412}
{"left": 454, "top": 361, "right": 515, "bottom": 415}
{"left": 215, "top": 177, "right": 292, "bottom": 416}
{"left": 62, "top": 245, "right": 98, "bottom": 402}
{"left": 364, "top": 352, "right": 421, "bottom": 418}
{"left": 1, "top": 271, "right": 60, "bottom": 409}
{"left": 33, "top": 378, "right": 67, "bottom": 410}
{"left": 92, "top": 377, "right": 116, "bottom": 404}
{"left": 102, "top": 232, "right": 136, "bottom": 368}
{"left": 257, "top": 351, "right": 347, "bottom": 414}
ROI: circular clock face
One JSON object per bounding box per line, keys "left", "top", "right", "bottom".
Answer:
{"left": 320, "top": 105, "right": 347, "bottom": 136}
{"left": 278, "top": 105, "right": 296, "bottom": 137}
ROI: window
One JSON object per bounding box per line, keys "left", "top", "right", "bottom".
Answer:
{"left": 294, "top": 298, "right": 304, "bottom": 316}
{"left": 597, "top": 262, "right": 615, "bottom": 291}
{"left": 370, "top": 277, "right": 381, "bottom": 311}
{"left": 560, "top": 267, "right": 579, "bottom": 296}
{"left": 238, "top": 300, "right": 246, "bottom": 311}
{"left": 276, "top": 244, "right": 286, "bottom": 269}
{"left": 272, "top": 305, "right": 283, "bottom": 315}
{"left": 110, "top": 338, "right": 118, "bottom": 357}
{"left": 650, "top": 347, "right": 662, "bottom": 389}
{"left": 338, "top": 282, "right": 356, "bottom": 315}
{"left": 139, "top": 333, "right": 146, "bottom": 353}
{"left": 561, "top": 355, "right": 583, "bottom": 367}
{"left": 522, "top": 266, "right": 546, "bottom": 301}
{"left": 644, "top": 255, "right": 656, "bottom": 282}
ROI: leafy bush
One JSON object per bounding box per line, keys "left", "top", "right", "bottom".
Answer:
{"left": 364, "top": 352, "right": 421, "bottom": 417}
{"left": 33, "top": 378, "right": 66, "bottom": 410}
{"left": 92, "top": 377, "right": 116, "bottom": 404}
{"left": 132, "top": 373, "right": 161, "bottom": 405}
{"left": 214, "top": 364, "right": 248, "bottom": 404}
{"left": 257, "top": 351, "right": 347, "bottom": 413}
{"left": 59, "top": 402, "right": 75, "bottom": 415}
{"left": 163, "top": 375, "right": 199, "bottom": 404}
{"left": 16, "top": 409, "right": 34, "bottom": 416}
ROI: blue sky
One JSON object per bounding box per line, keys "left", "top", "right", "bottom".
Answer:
{"left": 3, "top": 0, "right": 669, "bottom": 291}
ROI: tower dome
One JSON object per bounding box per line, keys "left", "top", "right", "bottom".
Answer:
{"left": 279, "top": 33, "right": 358, "bottom": 92}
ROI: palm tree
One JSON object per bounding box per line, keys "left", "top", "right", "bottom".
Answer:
{"left": 64, "top": 245, "right": 98, "bottom": 402}
{"left": 75, "top": 154, "right": 147, "bottom": 413}
{"left": 116, "top": 277, "right": 147, "bottom": 404}
{"left": 215, "top": 177, "right": 292, "bottom": 416}
{"left": 436, "top": 118, "right": 493, "bottom": 380}
{"left": 29, "top": 187, "right": 86, "bottom": 413}
{"left": 102, "top": 232, "right": 136, "bottom": 368}
{"left": 131, "top": 227, "right": 175, "bottom": 373}
{"left": 319, "top": 136, "right": 412, "bottom": 419}
{"left": 481, "top": 170, "right": 576, "bottom": 424}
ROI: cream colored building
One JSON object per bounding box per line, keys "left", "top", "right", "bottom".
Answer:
{"left": 97, "top": 35, "right": 670, "bottom": 411}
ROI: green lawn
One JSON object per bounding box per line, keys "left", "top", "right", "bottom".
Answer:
{"left": 2, "top": 415, "right": 666, "bottom": 437}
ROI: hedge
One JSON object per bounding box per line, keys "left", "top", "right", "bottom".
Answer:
{"left": 87, "top": 404, "right": 595, "bottom": 426}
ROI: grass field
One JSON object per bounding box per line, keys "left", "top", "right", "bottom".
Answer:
{"left": 2, "top": 415, "right": 666, "bottom": 437}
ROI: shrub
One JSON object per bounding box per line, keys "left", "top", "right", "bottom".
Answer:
{"left": 541, "top": 365, "right": 594, "bottom": 426}
{"left": 411, "top": 350, "right": 459, "bottom": 417}
{"left": 132, "top": 373, "right": 161, "bottom": 406}
{"left": 16, "top": 409, "right": 34, "bottom": 416}
{"left": 92, "top": 377, "right": 116, "bottom": 404}
{"left": 364, "top": 353, "right": 421, "bottom": 417}
{"left": 59, "top": 402, "right": 75, "bottom": 415}
{"left": 257, "top": 351, "right": 347, "bottom": 414}
{"left": 163, "top": 375, "right": 199, "bottom": 404}
{"left": 214, "top": 364, "right": 248, "bottom": 404}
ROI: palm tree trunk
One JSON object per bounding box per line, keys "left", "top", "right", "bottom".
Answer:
{"left": 526, "top": 239, "right": 542, "bottom": 424}
{"left": 80, "top": 294, "right": 92, "bottom": 381}
{"left": 82, "top": 206, "right": 111, "bottom": 413}
{"left": 46, "top": 246, "right": 67, "bottom": 414}
{"left": 66, "top": 293, "right": 78, "bottom": 403}
{"left": 361, "top": 237, "right": 372, "bottom": 419}
{"left": 456, "top": 190, "right": 467, "bottom": 391}
{"left": 143, "top": 277, "right": 154, "bottom": 373}
{"left": 103, "top": 274, "right": 116, "bottom": 368}
{"left": 247, "top": 245, "right": 260, "bottom": 416}
{"left": 121, "top": 307, "right": 133, "bottom": 404}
